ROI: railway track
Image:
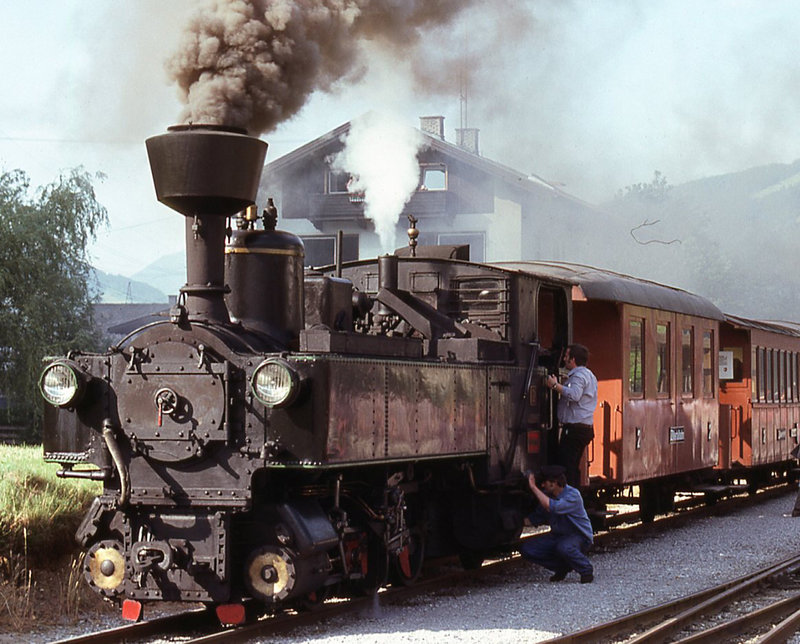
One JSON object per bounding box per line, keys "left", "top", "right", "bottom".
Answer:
{"left": 539, "top": 553, "right": 800, "bottom": 643}
{"left": 52, "top": 483, "right": 797, "bottom": 644}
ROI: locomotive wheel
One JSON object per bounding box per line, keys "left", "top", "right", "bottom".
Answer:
{"left": 243, "top": 546, "right": 296, "bottom": 604}
{"left": 85, "top": 540, "right": 126, "bottom": 596}
{"left": 391, "top": 527, "right": 425, "bottom": 586}
{"left": 298, "top": 586, "right": 330, "bottom": 611}
{"left": 355, "top": 535, "right": 388, "bottom": 595}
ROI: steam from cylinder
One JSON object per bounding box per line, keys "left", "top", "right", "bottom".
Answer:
{"left": 167, "top": 0, "right": 475, "bottom": 136}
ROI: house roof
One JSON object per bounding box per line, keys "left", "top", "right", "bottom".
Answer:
{"left": 262, "top": 116, "right": 599, "bottom": 211}
{"left": 94, "top": 303, "right": 169, "bottom": 338}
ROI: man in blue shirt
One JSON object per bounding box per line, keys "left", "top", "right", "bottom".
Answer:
{"left": 546, "top": 344, "right": 598, "bottom": 487}
{"left": 520, "top": 465, "right": 594, "bottom": 583}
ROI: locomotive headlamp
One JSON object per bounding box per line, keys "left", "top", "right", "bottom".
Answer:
{"left": 251, "top": 359, "right": 300, "bottom": 407}
{"left": 39, "top": 360, "right": 87, "bottom": 408}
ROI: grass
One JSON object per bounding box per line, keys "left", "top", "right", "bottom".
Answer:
{"left": 0, "top": 444, "right": 105, "bottom": 631}
{"left": 0, "top": 444, "right": 100, "bottom": 562}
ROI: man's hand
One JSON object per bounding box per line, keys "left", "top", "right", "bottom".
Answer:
{"left": 529, "top": 473, "right": 551, "bottom": 512}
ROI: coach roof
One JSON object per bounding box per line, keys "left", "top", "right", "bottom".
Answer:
{"left": 496, "top": 260, "right": 725, "bottom": 321}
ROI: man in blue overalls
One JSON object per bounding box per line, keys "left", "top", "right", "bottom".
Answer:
{"left": 521, "top": 465, "right": 594, "bottom": 583}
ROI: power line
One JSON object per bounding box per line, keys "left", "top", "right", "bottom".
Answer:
{"left": 0, "top": 134, "right": 142, "bottom": 146}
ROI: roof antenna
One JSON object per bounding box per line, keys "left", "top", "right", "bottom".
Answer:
{"left": 460, "top": 69, "right": 468, "bottom": 130}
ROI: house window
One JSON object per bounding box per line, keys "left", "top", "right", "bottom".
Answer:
{"left": 327, "top": 171, "right": 351, "bottom": 194}
{"left": 419, "top": 164, "right": 447, "bottom": 191}
{"left": 301, "top": 234, "right": 359, "bottom": 267}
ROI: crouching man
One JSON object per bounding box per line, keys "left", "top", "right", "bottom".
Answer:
{"left": 521, "top": 465, "right": 594, "bottom": 583}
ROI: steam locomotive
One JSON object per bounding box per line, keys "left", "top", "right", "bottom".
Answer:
{"left": 39, "top": 125, "right": 800, "bottom": 621}
{"left": 39, "top": 125, "right": 567, "bottom": 620}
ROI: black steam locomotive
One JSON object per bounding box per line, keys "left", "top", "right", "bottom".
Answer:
{"left": 39, "top": 125, "right": 568, "bottom": 619}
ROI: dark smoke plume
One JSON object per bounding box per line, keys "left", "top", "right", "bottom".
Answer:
{"left": 167, "top": 0, "right": 474, "bottom": 135}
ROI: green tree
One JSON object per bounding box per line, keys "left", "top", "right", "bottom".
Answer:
{"left": 616, "top": 170, "right": 672, "bottom": 203}
{"left": 0, "top": 168, "right": 107, "bottom": 438}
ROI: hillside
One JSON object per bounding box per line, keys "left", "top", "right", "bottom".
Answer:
{"left": 91, "top": 269, "right": 167, "bottom": 304}
{"left": 598, "top": 161, "right": 800, "bottom": 321}
{"left": 130, "top": 252, "right": 185, "bottom": 298}
{"left": 91, "top": 252, "right": 184, "bottom": 304}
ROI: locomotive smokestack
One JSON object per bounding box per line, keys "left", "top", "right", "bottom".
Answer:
{"left": 145, "top": 125, "right": 268, "bottom": 323}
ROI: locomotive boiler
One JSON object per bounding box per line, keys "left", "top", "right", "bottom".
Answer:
{"left": 39, "top": 125, "right": 570, "bottom": 619}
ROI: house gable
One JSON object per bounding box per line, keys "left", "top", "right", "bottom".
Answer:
{"left": 259, "top": 116, "right": 603, "bottom": 265}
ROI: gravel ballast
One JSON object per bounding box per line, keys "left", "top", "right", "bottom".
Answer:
{"left": 273, "top": 492, "right": 800, "bottom": 644}
{"left": 10, "top": 491, "right": 800, "bottom": 643}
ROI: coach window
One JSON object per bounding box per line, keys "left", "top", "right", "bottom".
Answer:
{"left": 792, "top": 353, "right": 798, "bottom": 402}
{"left": 766, "top": 350, "right": 774, "bottom": 402}
{"left": 656, "top": 323, "right": 670, "bottom": 396}
{"left": 779, "top": 350, "right": 787, "bottom": 402}
{"left": 756, "top": 347, "right": 766, "bottom": 402}
{"left": 681, "top": 328, "right": 693, "bottom": 395}
{"left": 629, "top": 319, "right": 644, "bottom": 396}
{"left": 763, "top": 348, "right": 770, "bottom": 402}
{"left": 702, "top": 330, "right": 714, "bottom": 396}
{"left": 772, "top": 349, "right": 780, "bottom": 402}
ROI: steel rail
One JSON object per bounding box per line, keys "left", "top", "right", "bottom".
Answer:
{"left": 50, "top": 606, "right": 216, "bottom": 644}
{"left": 674, "top": 592, "right": 800, "bottom": 643}
{"left": 753, "top": 603, "right": 800, "bottom": 643}
{"left": 626, "top": 556, "right": 800, "bottom": 643}
{"left": 538, "top": 553, "right": 800, "bottom": 644}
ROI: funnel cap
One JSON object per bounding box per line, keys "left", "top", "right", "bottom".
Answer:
{"left": 146, "top": 125, "right": 268, "bottom": 217}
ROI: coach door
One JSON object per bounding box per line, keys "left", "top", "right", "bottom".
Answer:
{"left": 674, "top": 317, "right": 718, "bottom": 471}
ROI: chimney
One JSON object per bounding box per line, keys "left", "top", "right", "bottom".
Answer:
{"left": 456, "top": 128, "right": 480, "bottom": 155}
{"left": 145, "top": 124, "right": 267, "bottom": 324}
{"left": 419, "top": 115, "right": 445, "bottom": 140}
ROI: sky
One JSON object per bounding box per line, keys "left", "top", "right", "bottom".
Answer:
{"left": 1, "top": 1, "right": 799, "bottom": 281}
